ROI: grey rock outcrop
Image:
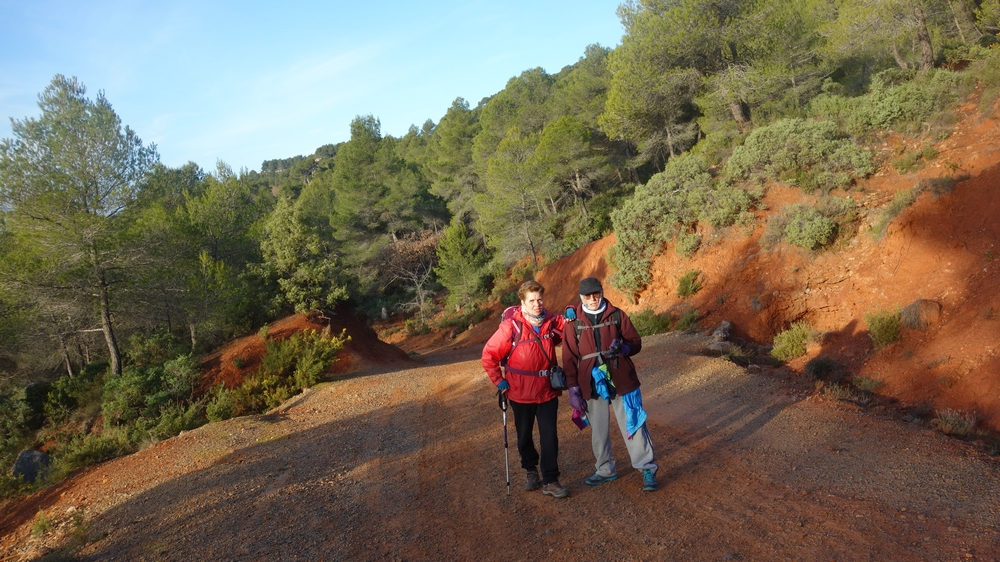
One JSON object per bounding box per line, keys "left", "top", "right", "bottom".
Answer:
{"left": 12, "top": 449, "right": 50, "bottom": 484}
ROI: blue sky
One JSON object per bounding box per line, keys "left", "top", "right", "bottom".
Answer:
{"left": 0, "top": 1, "right": 623, "bottom": 172}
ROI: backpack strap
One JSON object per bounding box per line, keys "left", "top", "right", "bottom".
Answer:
{"left": 574, "top": 309, "right": 622, "bottom": 364}
{"left": 500, "top": 318, "right": 556, "bottom": 368}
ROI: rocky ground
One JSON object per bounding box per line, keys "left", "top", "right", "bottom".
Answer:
{"left": 3, "top": 332, "right": 999, "bottom": 561}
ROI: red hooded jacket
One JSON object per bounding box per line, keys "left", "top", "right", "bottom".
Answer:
{"left": 482, "top": 308, "right": 565, "bottom": 404}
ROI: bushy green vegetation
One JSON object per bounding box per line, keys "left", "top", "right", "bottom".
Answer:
{"left": 436, "top": 306, "right": 491, "bottom": 335}
{"left": 761, "top": 197, "right": 858, "bottom": 251}
{"left": 808, "top": 69, "right": 974, "bottom": 136}
{"left": 865, "top": 309, "right": 901, "bottom": 348}
{"left": 0, "top": 326, "right": 346, "bottom": 499}
{"left": 872, "top": 188, "right": 921, "bottom": 241}
{"left": 630, "top": 308, "right": 673, "bottom": 336}
{"left": 610, "top": 154, "right": 757, "bottom": 295}
{"left": 931, "top": 408, "right": 977, "bottom": 436}
{"left": 725, "top": 118, "right": 875, "bottom": 193}
{"left": 770, "top": 322, "right": 814, "bottom": 362}
{"left": 675, "top": 309, "right": 700, "bottom": 332}
{"left": 676, "top": 270, "right": 702, "bottom": 298}
{"left": 893, "top": 144, "right": 939, "bottom": 174}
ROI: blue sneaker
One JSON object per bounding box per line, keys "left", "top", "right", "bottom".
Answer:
{"left": 641, "top": 469, "right": 658, "bottom": 491}
{"left": 585, "top": 472, "right": 618, "bottom": 486}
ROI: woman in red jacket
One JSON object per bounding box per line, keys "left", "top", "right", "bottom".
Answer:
{"left": 482, "top": 280, "right": 569, "bottom": 498}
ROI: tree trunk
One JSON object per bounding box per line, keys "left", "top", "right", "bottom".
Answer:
{"left": 947, "top": 0, "right": 967, "bottom": 45}
{"left": 92, "top": 244, "right": 122, "bottom": 376}
{"left": 573, "top": 172, "right": 589, "bottom": 219}
{"left": 729, "top": 100, "right": 752, "bottom": 131}
{"left": 665, "top": 127, "right": 676, "bottom": 157}
{"left": 189, "top": 322, "right": 197, "bottom": 353}
{"left": 892, "top": 39, "right": 910, "bottom": 71}
{"left": 914, "top": 5, "right": 935, "bottom": 71}
{"left": 57, "top": 334, "right": 75, "bottom": 378}
{"left": 524, "top": 221, "right": 539, "bottom": 275}
{"left": 99, "top": 282, "right": 122, "bottom": 376}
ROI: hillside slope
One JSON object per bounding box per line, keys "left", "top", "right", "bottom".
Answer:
{"left": 541, "top": 94, "right": 1000, "bottom": 431}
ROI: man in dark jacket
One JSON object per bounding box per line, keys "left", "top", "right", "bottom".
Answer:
{"left": 562, "top": 277, "right": 658, "bottom": 491}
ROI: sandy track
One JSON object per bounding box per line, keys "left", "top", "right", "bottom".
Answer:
{"left": 3, "top": 333, "right": 1000, "bottom": 560}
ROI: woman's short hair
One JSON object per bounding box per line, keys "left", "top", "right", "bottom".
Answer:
{"left": 517, "top": 280, "right": 545, "bottom": 301}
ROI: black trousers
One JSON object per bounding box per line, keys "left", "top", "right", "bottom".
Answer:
{"left": 509, "top": 397, "right": 560, "bottom": 484}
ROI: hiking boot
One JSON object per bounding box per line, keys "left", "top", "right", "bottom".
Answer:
{"left": 641, "top": 469, "right": 658, "bottom": 492}
{"left": 542, "top": 481, "right": 570, "bottom": 498}
{"left": 584, "top": 472, "right": 618, "bottom": 486}
{"left": 525, "top": 469, "right": 541, "bottom": 491}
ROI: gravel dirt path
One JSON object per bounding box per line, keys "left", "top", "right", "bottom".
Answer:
{"left": 3, "top": 332, "right": 1000, "bottom": 560}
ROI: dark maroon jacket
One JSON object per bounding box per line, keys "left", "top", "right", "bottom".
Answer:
{"left": 561, "top": 299, "right": 642, "bottom": 401}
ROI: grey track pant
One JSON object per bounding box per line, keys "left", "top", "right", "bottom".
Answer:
{"left": 587, "top": 394, "right": 657, "bottom": 477}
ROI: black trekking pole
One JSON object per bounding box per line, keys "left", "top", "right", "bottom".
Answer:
{"left": 498, "top": 389, "right": 510, "bottom": 496}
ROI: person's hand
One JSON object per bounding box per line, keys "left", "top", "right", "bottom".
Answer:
{"left": 564, "top": 306, "right": 576, "bottom": 321}
{"left": 568, "top": 386, "right": 586, "bottom": 412}
{"left": 607, "top": 338, "right": 631, "bottom": 358}
{"left": 497, "top": 380, "right": 510, "bottom": 394}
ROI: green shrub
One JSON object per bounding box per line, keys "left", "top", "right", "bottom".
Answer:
{"left": 763, "top": 198, "right": 856, "bottom": 251}
{"left": 770, "top": 321, "right": 813, "bottom": 361}
{"left": 784, "top": 206, "right": 836, "bottom": 250}
{"left": 609, "top": 154, "right": 725, "bottom": 296}
{"left": 871, "top": 187, "right": 920, "bottom": 241}
{"left": 725, "top": 118, "right": 874, "bottom": 192}
{"left": 675, "top": 232, "right": 701, "bottom": 258}
{"left": 436, "top": 307, "right": 491, "bottom": 334}
{"left": 0, "top": 471, "right": 32, "bottom": 500}
{"left": 675, "top": 309, "right": 700, "bottom": 331}
{"left": 404, "top": 319, "right": 431, "bottom": 336}
{"left": 676, "top": 270, "right": 702, "bottom": 298}
{"left": 893, "top": 144, "right": 938, "bottom": 174}
{"left": 499, "top": 291, "right": 520, "bottom": 306}
{"left": 968, "top": 44, "right": 1000, "bottom": 110}
{"left": 760, "top": 212, "right": 790, "bottom": 250}
{"left": 688, "top": 182, "right": 759, "bottom": 228}
{"left": 804, "top": 357, "right": 847, "bottom": 383}
{"left": 43, "top": 366, "right": 105, "bottom": 426}
{"left": 205, "top": 328, "right": 347, "bottom": 422}
{"left": 865, "top": 309, "right": 901, "bottom": 348}
{"left": 630, "top": 308, "right": 673, "bottom": 336}
{"left": 126, "top": 331, "right": 185, "bottom": 369}
{"left": 137, "top": 400, "right": 206, "bottom": 441}
{"left": 810, "top": 69, "right": 972, "bottom": 135}
{"left": 820, "top": 382, "right": 854, "bottom": 401}
{"left": 852, "top": 376, "right": 884, "bottom": 393}
{"left": 32, "top": 510, "right": 54, "bottom": 537}
{"left": 46, "top": 431, "right": 132, "bottom": 483}
{"left": 206, "top": 384, "right": 235, "bottom": 423}
{"left": 931, "top": 408, "right": 976, "bottom": 436}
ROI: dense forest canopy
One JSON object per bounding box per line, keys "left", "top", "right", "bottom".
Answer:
{"left": 1, "top": 0, "right": 1000, "bottom": 492}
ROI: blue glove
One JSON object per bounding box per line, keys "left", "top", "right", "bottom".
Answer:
{"left": 564, "top": 306, "right": 576, "bottom": 321}
{"left": 568, "top": 386, "right": 586, "bottom": 413}
{"left": 497, "top": 380, "right": 510, "bottom": 393}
